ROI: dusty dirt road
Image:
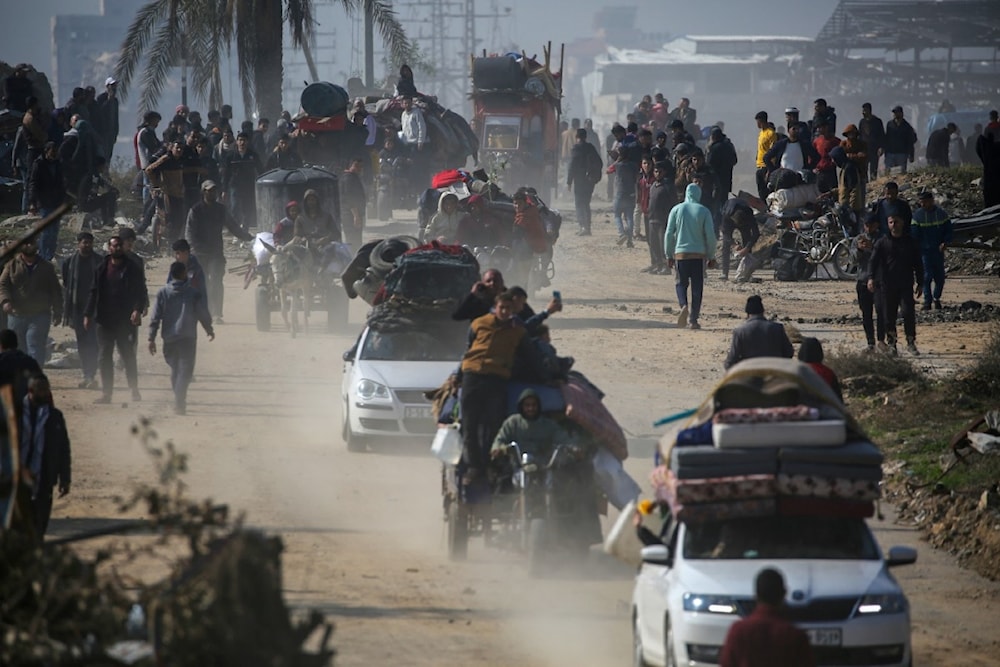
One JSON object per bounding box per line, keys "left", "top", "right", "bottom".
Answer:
{"left": 46, "top": 200, "right": 1000, "bottom": 666}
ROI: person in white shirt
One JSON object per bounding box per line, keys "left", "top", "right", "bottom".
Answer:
{"left": 399, "top": 97, "right": 426, "bottom": 150}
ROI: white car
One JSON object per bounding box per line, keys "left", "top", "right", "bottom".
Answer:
{"left": 341, "top": 324, "right": 465, "bottom": 451}
{"left": 632, "top": 515, "right": 916, "bottom": 667}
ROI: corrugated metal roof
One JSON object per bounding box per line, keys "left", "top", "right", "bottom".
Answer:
{"left": 597, "top": 36, "right": 806, "bottom": 66}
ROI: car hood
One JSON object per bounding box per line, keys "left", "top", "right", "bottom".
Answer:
{"left": 679, "top": 559, "right": 897, "bottom": 600}
{"left": 356, "top": 359, "right": 458, "bottom": 390}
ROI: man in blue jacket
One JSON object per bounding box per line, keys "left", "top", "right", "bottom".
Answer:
{"left": 911, "top": 191, "right": 952, "bottom": 310}
{"left": 147, "top": 262, "right": 215, "bottom": 415}
{"left": 664, "top": 183, "right": 716, "bottom": 330}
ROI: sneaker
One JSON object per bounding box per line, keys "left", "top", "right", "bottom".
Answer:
{"left": 689, "top": 321, "right": 701, "bottom": 330}
{"left": 214, "top": 317, "right": 225, "bottom": 325}
{"left": 907, "top": 341, "right": 920, "bottom": 355}
{"left": 131, "top": 388, "right": 142, "bottom": 402}
{"left": 719, "top": 274, "right": 729, "bottom": 282}
{"left": 934, "top": 299, "right": 942, "bottom": 310}
{"left": 921, "top": 302, "right": 931, "bottom": 311}
{"left": 626, "top": 240, "right": 635, "bottom": 248}
{"left": 174, "top": 404, "right": 187, "bottom": 416}
{"left": 94, "top": 395, "right": 111, "bottom": 404}
{"left": 616, "top": 234, "right": 627, "bottom": 246}
{"left": 86, "top": 379, "right": 100, "bottom": 390}
{"left": 677, "top": 305, "right": 689, "bottom": 328}
{"left": 78, "top": 379, "right": 90, "bottom": 389}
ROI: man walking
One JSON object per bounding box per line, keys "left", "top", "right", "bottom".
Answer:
{"left": 911, "top": 191, "right": 952, "bottom": 310}
{"left": 884, "top": 106, "right": 917, "bottom": 175}
{"left": 723, "top": 295, "right": 794, "bottom": 369}
{"left": 0, "top": 238, "right": 62, "bottom": 365}
{"left": 61, "top": 232, "right": 103, "bottom": 388}
{"left": 84, "top": 236, "right": 147, "bottom": 403}
{"left": 27, "top": 142, "right": 67, "bottom": 260}
{"left": 220, "top": 132, "right": 261, "bottom": 230}
{"left": 0, "top": 329, "right": 42, "bottom": 420}
{"left": 94, "top": 77, "right": 119, "bottom": 162}
{"left": 665, "top": 183, "right": 716, "bottom": 330}
{"left": 19, "top": 374, "right": 72, "bottom": 540}
{"left": 720, "top": 568, "right": 815, "bottom": 667}
{"left": 868, "top": 214, "right": 923, "bottom": 355}
{"left": 859, "top": 102, "right": 885, "bottom": 180}
{"left": 853, "top": 215, "right": 884, "bottom": 351}
{"left": 644, "top": 162, "right": 676, "bottom": 274}
{"left": 148, "top": 262, "right": 215, "bottom": 415}
{"left": 566, "top": 128, "right": 603, "bottom": 236}
{"left": 185, "top": 180, "right": 252, "bottom": 323}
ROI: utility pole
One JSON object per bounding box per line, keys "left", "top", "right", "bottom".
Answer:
{"left": 364, "top": 5, "right": 375, "bottom": 88}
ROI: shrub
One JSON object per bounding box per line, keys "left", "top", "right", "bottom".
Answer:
{"left": 826, "top": 345, "right": 924, "bottom": 388}
{"left": 952, "top": 323, "right": 1000, "bottom": 397}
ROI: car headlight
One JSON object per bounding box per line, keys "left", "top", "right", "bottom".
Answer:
{"left": 855, "top": 593, "right": 908, "bottom": 616}
{"left": 356, "top": 379, "right": 390, "bottom": 400}
{"left": 683, "top": 593, "right": 738, "bottom": 615}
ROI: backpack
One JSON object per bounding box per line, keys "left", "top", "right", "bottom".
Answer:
{"left": 771, "top": 244, "right": 814, "bottom": 282}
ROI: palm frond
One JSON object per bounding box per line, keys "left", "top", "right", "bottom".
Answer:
{"left": 138, "top": 16, "right": 183, "bottom": 115}
{"left": 113, "top": 0, "right": 172, "bottom": 102}
{"left": 362, "top": 0, "right": 413, "bottom": 69}
{"left": 285, "top": 0, "right": 315, "bottom": 48}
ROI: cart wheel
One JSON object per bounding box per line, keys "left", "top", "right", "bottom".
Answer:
{"left": 255, "top": 286, "right": 271, "bottom": 332}
{"left": 448, "top": 502, "right": 469, "bottom": 561}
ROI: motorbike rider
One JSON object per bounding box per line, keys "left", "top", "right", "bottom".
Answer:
{"left": 511, "top": 189, "right": 549, "bottom": 285}
{"left": 456, "top": 194, "right": 503, "bottom": 247}
{"left": 490, "top": 388, "right": 575, "bottom": 460}
{"left": 427, "top": 192, "right": 463, "bottom": 242}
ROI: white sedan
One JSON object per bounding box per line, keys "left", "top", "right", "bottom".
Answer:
{"left": 632, "top": 515, "right": 916, "bottom": 667}
{"left": 341, "top": 325, "right": 464, "bottom": 451}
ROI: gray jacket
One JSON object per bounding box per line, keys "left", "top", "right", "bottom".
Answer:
{"left": 724, "top": 315, "right": 794, "bottom": 370}
{"left": 148, "top": 280, "right": 214, "bottom": 344}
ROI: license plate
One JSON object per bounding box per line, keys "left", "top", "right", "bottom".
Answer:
{"left": 806, "top": 628, "right": 842, "bottom": 646}
{"left": 404, "top": 406, "right": 433, "bottom": 419}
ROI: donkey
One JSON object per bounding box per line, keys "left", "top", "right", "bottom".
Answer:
{"left": 270, "top": 240, "right": 315, "bottom": 338}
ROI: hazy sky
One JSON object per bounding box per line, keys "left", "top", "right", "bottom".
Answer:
{"left": 1, "top": 0, "right": 837, "bottom": 79}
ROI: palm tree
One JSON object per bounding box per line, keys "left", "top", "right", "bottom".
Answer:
{"left": 114, "top": 0, "right": 412, "bottom": 122}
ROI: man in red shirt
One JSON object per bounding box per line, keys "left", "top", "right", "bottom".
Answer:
{"left": 720, "top": 568, "right": 815, "bottom": 667}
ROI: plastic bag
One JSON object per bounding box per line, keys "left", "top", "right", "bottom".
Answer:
{"left": 593, "top": 447, "right": 641, "bottom": 510}
{"left": 431, "top": 424, "right": 462, "bottom": 465}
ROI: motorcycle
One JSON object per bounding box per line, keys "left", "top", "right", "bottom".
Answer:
{"left": 772, "top": 195, "right": 861, "bottom": 280}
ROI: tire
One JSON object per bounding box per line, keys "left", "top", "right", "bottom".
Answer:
{"left": 633, "top": 616, "right": 652, "bottom": 667}
{"left": 343, "top": 408, "right": 366, "bottom": 452}
{"left": 447, "top": 502, "right": 468, "bottom": 561}
{"left": 527, "top": 518, "right": 548, "bottom": 577}
{"left": 832, "top": 240, "right": 860, "bottom": 281}
{"left": 664, "top": 617, "right": 677, "bottom": 667}
{"left": 255, "top": 286, "right": 271, "bottom": 332}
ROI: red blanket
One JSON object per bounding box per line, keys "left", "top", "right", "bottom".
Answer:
{"left": 296, "top": 115, "right": 348, "bottom": 133}
{"left": 561, "top": 376, "right": 628, "bottom": 460}
{"left": 431, "top": 169, "right": 466, "bottom": 189}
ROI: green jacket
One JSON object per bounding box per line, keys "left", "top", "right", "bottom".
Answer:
{"left": 490, "top": 388, "right": 573, "bottom": 457}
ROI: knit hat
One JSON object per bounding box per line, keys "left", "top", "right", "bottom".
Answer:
{"left": 745, "top": 295, "right": 764, "bottom": 315}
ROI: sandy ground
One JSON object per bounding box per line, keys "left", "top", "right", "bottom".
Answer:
{"left": 44, "top": 198, "right": 1000, "bottom": 666}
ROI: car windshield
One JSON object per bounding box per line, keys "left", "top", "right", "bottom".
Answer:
{"left": 683, "top": 516, "right": 880, "bottom": 561}
{"left": 360, "top": 329, "right": 463, "bottom": 362}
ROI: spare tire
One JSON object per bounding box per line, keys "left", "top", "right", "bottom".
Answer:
{"left": 369, "top": 235, "right": 420, "bottom": 272}
{"left": 472, "top": 57, "right": 525, "bottom": 91}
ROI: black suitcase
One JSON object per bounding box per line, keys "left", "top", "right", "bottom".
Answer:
{"left": 472, "top": 57, "right": 526, "bottom": 91}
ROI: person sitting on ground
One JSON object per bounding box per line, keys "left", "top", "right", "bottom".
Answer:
{"left": 723, "top": 295, "right": 794, "bottom": 370}
{"left": 490, "top": 388, "right": 574, "bottom": 460}
{"left": 797, "top": 337, "right": 843, "bottom": 401}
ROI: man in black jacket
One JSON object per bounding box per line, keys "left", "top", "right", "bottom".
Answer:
{"left": 859, "top": 103, "right": 885, "bottom": 180}
{"left": 719, "top": 198, "right": 760, "bottom": 282}
{"left": 28, "top": 142, "right": 67, "bottom": 260}
{"left": 61, "top": 232, "right": 103, "bottom": 388}
{"left": 220, "top": 132, "right": 261, "bottom": 230}
{"left": 645, "top": 161, "right": 676, "bottom": 275}
{"left": 19, "top": 374, "right": 71, "bottom": 539}
{"left": 184, "top": 180, "right": 252, "bottom": 323}
{"left": 566, "top": 128, "right": 603, "bottom": 236}
{"left": 84, "top": 236, "right": 148, "bottom": 403}
{"left": 723, "top": 296, "right": 794, "bottom": 369}
{"left": 867, "top": 214, "right": 923, "bottom": 355}
{"left": 0, "top": 329, "right": 42, "bottom": 422}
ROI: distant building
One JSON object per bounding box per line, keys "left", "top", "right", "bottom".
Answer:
{"left": 51, "top": 0, "right": 144, "bottom": 107}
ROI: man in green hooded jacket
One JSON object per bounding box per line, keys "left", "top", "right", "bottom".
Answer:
{"left": 490, "top": 388, "right": 573, "bottom": 459}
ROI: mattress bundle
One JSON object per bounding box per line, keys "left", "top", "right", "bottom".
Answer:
{"left": 653, "top": 359, "right": 883, "bottom": 524}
